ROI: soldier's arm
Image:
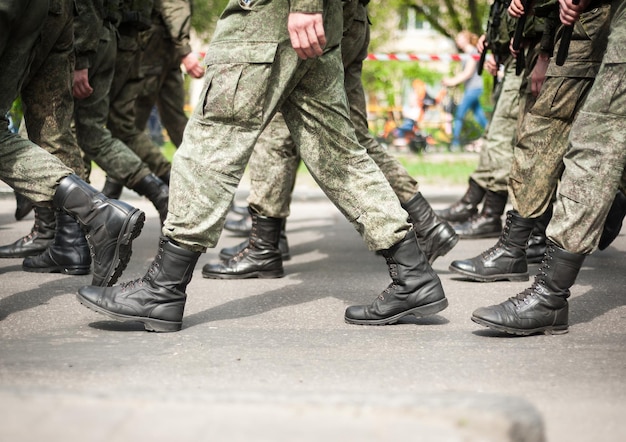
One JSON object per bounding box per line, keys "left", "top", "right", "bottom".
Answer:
{"left": 161, "top": 0, "right": 203, "bottom": 78}
{"left": 72, "top": 0, "right": 101, "bottom": 71}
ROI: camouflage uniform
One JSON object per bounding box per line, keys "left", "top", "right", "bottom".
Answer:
{"left": 548, "top": 0, "right": 626, "bottom": 254}
{"left": 164, "top": 0, "right": 411, "bottom": 252}
{"left": 249, "top": 0, "right": 419, "bottom": 218}
{"left": 135, "top": 0, "right": 191, "bottom": 143}
{"left": 0, "top": 0, "right": 74, "bottom": 204}
{"left": 107, "top": 0, "right": 171, "bottom": 179}
{"left": 470, "top": 57, "right": 522, "bottom": 194}
{"left": 73, "top": 0, "right": 154, "bottom": 187}
{"left": 509, "top": 3, "right": 612, "bottom": 218}
{"left": 120, "top": 0, "right": 193, "bottom": 178}
{"left": 21, "top": 0, "right": 86, "bottom": 179}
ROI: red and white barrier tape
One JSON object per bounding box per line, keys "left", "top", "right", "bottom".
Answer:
{"left": 366, "top": 53, "right": 481, "bottom": 62}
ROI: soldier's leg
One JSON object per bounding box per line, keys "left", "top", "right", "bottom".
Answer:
{"left": 74, "top": 27, "right": 169, "bottom": 222}
{"left": 341, "top": 5, "right": 456, "bottom": 263}
{"left": 282, "top": 46, "right": 446, "bottom": 325}
{"left": 156, "top": 63, "right": 188, "bottom": 148}
{"left": 471, "top": 3, "right": 624, "bottom": 335}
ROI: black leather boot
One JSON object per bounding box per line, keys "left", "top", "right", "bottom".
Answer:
{"left": 471, "top": 241, "right": 585, "bottom": 335}
{"left": 23, "top": 212, "right": 91, "bottom": 275}
{"left": 230, "top": 203, "right": 249, "bottom": 217}
{"left": 202, "top": 210, "right": 284, "bottom": 279}
{"left": 449, "top": 210, "right": 535, "bottom": 282}
{"left": 54, "top": 174, "right": 145, "bottom": 287}
{"left": 0, "top": 206, "right": 56, "bottom": 258}
{"left": 454, "top": 189, "right": 507, "bottom": 239}
{"left": 159, "top": 170, "right": 170, "bottom": 185}
{"left": 224, "top": 213, "right": 252, "bottom": 237}
{"left": 526, "top": 206, "right": 552, "bottom": 264}
{"left": 344, "top": 230, "right": 448, "bottom": 325}
{"left": 599, "top": 190, "right": 626, "bottom": 250}
{"left": 77, "top": 237, "right": 200, "bottom": 332}
{"left": 14, "top": 191, "right": 34, "bottom": 221}
{"left": 219, "top": 218, "right": 291, "bottom": 261}
{"left": 101, "top": 176, "right": 124, "bottom": 200}
{"left": 131, "top": 174, "right": 169, "bottom": 224}
{"left": 402, "top": 192, "right": 458, "bottom": 264}
{"left": 435, "top": 178, "right": 485, "bottom": 223}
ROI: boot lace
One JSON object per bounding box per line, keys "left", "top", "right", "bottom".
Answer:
{"left": 378, "top": 258, "right": 399, "bottom": 300}
{"left": 510, "top": 244, "right": 554, "bottom": 307}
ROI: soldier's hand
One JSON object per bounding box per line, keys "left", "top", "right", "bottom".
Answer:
{"left": 477, "top": 34, "right": 487, "bottom": 54}
{"left": 508, "top": 0, "right": 526, "bottom": 18}
{"left": 73, "top": 69, "right": 93, "bottom": 99}
{"left": 182, "top": 53, "right": 204, "bottom": 79}
{"left": 288, "top": 12, "right": 326, "bottom": 60}
{"left": 531, "top": 52, "right": 550, "bottom": 96}
{"left": 559, "top": 0, "right": 591, "bottom": 25}
{"left": 485, "top": 55, "right": 499, "bottom": 77}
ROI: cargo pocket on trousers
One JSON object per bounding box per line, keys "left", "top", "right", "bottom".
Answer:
{"left": 200, "top": 42, "right": 278, "bottom": 128}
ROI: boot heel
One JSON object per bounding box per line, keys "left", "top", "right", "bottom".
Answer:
{"left": 143, "top": 319, "right": 182, "bottom": 333}
{"left": 409, "top": 297, "right": 449, "bottom": 317}
{"left": 508, "top": 273, "right": 529, "bottom": 282}
{"left": 259, "top": 269, "right": 285, "bottom": 278}
{"left": 64, "top": 266, "right": 91, "bottom": 275}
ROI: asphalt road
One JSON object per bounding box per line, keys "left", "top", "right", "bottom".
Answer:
{"left": 0, "top": 180, "right": 624, "bottom": 442}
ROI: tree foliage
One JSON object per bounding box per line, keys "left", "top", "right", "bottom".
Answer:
{"left": 190, "top": 0, "right": 229, "bottom": 41}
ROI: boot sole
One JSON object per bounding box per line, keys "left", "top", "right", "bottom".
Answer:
{"left": 76, "top": 293, "right": 181, "bottom": 332}
{"left": 23, "top": 265, "right": 90, "bottom": 275}
{"left": 457, "top": 231, "right": 502, "bottom": 239}
{"left": 449, "top": 265, "right": 529, "bottom": 282}
{"left": 428, "top": 234, "right": 459, "bottom": 264}
{"left": 471, "top": 316, "right": 568, "bottom": 336}
{"left": 218, "top": 251, "right": 291, "bottom": 261}
{"left": 344, "top": 298, "right": 449, "bottom": 326}
{"left": 96, "top": 210, "right": 145, "bottom": 287}
{"left": 201, "top": 268, "right": 285, "bottom": 279}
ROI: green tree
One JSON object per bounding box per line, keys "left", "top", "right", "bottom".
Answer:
{"left": 190, "top": 0, "right": 229, "bottom": 41}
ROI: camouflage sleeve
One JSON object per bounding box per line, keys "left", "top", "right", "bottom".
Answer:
{"left": 539, "top": 9, "right": 559, "bottom": 57}
{"left": 73, "top": 0, "right": 104, "bottom": 69}
{"left": 289, "top": 0, "right": 324, "bottom": 13}
{"left": 160, "top": 0, "right": 192, "bottom": 58}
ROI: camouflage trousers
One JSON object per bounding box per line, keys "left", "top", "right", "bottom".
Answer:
{"left": 74, "top": 24, "right": 152, "bottom": 188}
{"left": 107, "top": 27, "right": 171, "bottom": 179}
{"left": 22, "top": 0, "right": 86, "bottom": 180}
{"left": 548, "top": 1, "right": 626, "bottom": 254}
{"left": 247, "top": 2, "right": 418, "bottom": 218}
{"left": 509, "top": 4, "right": 612, "bottom": 219}
{"left": 0, "top": 0, "right": 73, "bottom": 204}
{"left": 471, "top": 59, "right": 521, "bottom": 193}
{"left": 164, "top": 42, "right": 411, "bottom": 252}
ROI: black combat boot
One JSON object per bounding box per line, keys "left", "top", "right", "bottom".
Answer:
{"left": 454, "top": 189, "right": 507, "bottom": 239}
{"left": 223, "top": 212, "right": 252, "bottom": 237}
{"left": 159, "top": 170, "right": 170, "bottom": 185}
{"left": 449, "top": 210, "right": 536, "bottom": 282}
{"left": 54, "top": 174, "right": 145, "bottom": 286}
{"left": 219, "top": 218, "right": 291, "bottom": 261}
{"left": 526, "top": 206, "right": 552, "bottom": 264}
{"left": 14, "top": 191, "right": 34, "bottom": 221}
{"left": 23, "top": 212, "right": 91, "bottom": 275}
{"left": 131, "top": 174, "right": 169, "bottom": 224}
{"left": 230, "top": 202, "right": 249, "bottom": 216}
{"left": 0, "top": 206, "right": 56, "bottom": 258}
{"left": 202, "top": 209, "right": 284, "bottom": 279}
{"left": 435, "top": 178, "right": 485, "bottom": 223}
{"left": 101, "top": 176, "right": 124, "bottom": 200}
{"left": 599, "top": 190, "right": 626, "bottom": 250}
{"left": 344, "top": 230, "right": 448, "bottom": 325}
{"left": 402, "top": 192, "right": 458, "bottom": 264}
{"left": 471, "top": 241, "right": 585, "bottom": 335}
{"left": 77, "top": 237, "right": 200, "bottom": 332}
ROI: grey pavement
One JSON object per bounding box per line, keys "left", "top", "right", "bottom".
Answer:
{"left": 0, "top": 173, "right": 624, "bottom": 442}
